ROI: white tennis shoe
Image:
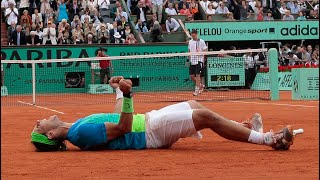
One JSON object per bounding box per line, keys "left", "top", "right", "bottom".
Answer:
{"left": 242, "top": 113, "right": 264, "bottom": 133}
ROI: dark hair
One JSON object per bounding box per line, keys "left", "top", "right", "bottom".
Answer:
{"left": 98, "top": 47, "right": 104, "bottom": 51}
{"left": 32, "top": 141, "right": 67, "bottom": 152}
{"left": 191, "top": 29, "right": 198, "bottom": 34}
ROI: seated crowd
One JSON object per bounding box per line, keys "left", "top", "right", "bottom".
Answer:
{"left": 1, "top": 0, "right": 138, "bottom": 45}
{"left": 1, "top": 0, "right": 319, "bottom": 45}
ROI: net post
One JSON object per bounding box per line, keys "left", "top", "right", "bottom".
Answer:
{"left": 32, "top": 62, "right": 36, "bottom": 105}
{"left": 268, "top": 48, "right": 279, "bottom": 100}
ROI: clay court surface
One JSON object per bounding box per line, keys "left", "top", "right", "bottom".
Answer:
{"left": 1, "top": 91, "right": 319, "bottom": 179}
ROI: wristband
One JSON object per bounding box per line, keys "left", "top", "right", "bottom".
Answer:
{"left": 122, "top": 97, "right": 134, "bottom": 113}
{"left": 123, "top": 91, "right": 133, "bottom": 98}
{"left": 115, "top": 87, "right": 123, "bottom": 100}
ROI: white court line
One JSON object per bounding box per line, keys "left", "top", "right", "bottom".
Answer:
{"left": 17, "top": 101, "right": 65, "bottom": 114}
{"left": 229, "top": 101, "right": 319, "bottom": 108}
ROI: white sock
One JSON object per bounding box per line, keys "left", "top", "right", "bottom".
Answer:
{"left": 248, "top": 130, "right": 265, "bottom": 145}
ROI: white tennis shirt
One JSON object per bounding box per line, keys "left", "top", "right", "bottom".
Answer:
{"left": 188, "top": 39, "right": 207, "bottom": 65}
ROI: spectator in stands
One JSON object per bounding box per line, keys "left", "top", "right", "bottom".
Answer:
{"left": 57, "top": 0, "right": 69, "bottom": 22}
{"left": 111, "top": 1, "right": 121, "bottom": 19}
{"left": 71, "top": 15, "right": 82, "bottom": 29}
{"left": 261, "top": 0, "right": 276, "bottom": 13}
{"left": 98, "top": 0, "right": 112, "bottom": 23}
{"left": 109, "top": 21, "right": 119, "bottom": 43}
{"left": 307, "top": 9, "right": 318, "bottom": 19}
{"left": 180, "top": 3, "right": 192, "bottom": 17}
{"left": 44, "top": 8, "right": 55, "bottom": 25}
{"left": 115, "top": 6, "right": 128, "bottom": 22}
{"left": 49, "top": 0, "right": 57, "bottom": 11}
{"left": 1, "top": 0, "right": 15, "bottom": 11}
{"left": 165, "top": 3, "right": 177, "bottom": 15}
{"left": 71, "top": 33, "right": 81, "bottom": 44}
{"left": 68, "top": 0, "right": 82, "bottom": 20}
{"left": 33, "top": 15, "right": 43, "bottom": 29}
{"left": 290, "top": 2, "right": 300, "bottom": 14}
{"left": 307, "top": 45, "right": 313, "bottom": 55}
{"left": 190, "top": 0, "right": 199, "bottom": 19}
{"left": 206, "top": 3, "right": 215, "bottom": 14}
{"left": 233, "top": 0, "right": 254, "bottom": 20}
{"left": 92, "top": 9, "right": 103, "bottom": 30}
{"left": 84, "top": 34, "right": 97, "bottom": 44}
{"left": 300, "top": 45, "right": 311, "bottom": 62}
{"left": 216, "top": 2, "right": 229, "bottom": 14}
{"left": 81, "top": 8, "right": 91, "bottom": 23}
{"left": 152, "top": 0, "right": 165, "bottom": 23}
{"left": 25, "top": 26, "right": 31, "bottom": 36}
{"left": 29, "top": 0, "right": 40, "bottom": 13}
{"left": 58, "top": 19, "right": 69, "bottom": 33}
{"left": 297, "top": 11, "right": 306, "bottom": 20}
{"left": 135, "top": 18, "right": 148, "bottom": 32}
{"left": 42, "top": 21, "right": 57, "bottom": 45}
{"left": 225, "top": 12, "right": 235, "bottom": 20}
{"left": 20, "top": 10, "right": 32, "bottom": 26}
{"left": 35, "top": 25, "right": 43, "bottom": 40}
{"left": 21, "top": 15, "right": 31, "bottom": 30}
{"left": 40, "top": 0, "right": 50, "bottom": 15}
{"left": 97, "top": 23, "right": 109, "bottom": 43}
{"left": 125, "top": 33, "right": 138, "bottom": 44}
{"left": 117, "top": 16, "right": 127, "bottom": 29}
{"left": 121, "top": 23, "right": 131, "bottom": 39}
{"left": 84, "top": 22, "right": 97, "bottom": 40}
{"left": 178, "top": 0, "right": 190, "bottom": 12}
{"left": 263, "top": 11, "right": 274, "bottom": 20}
{"left": 248, "top": 0, "right": 256, "bottom": 10}
{"left": 147, "top": 13, "right": 157, "bottom": 30}
{"left": 26, "top": 31, "right": 41, "bottom": 45}
{"left": 4, "top": 2, "right": 18, "bottom": 26}
{"left": 142, "top": 0, "right": 152, "bottom": 12}
{"left": 87, "top": 0, "right": 98, "bottom": 12}
{"left": 112, "top": 32, "right": 123, "bottom": 43}
{"left": 32, "top": 8, "right": 42, "bottom": 24}
{"left": 150, "top": 21, "right": 163, "bottom": 42}
{"left": 279, "top": 3, "right": 287, "bottom": 14}
{"left": 282, "top": 9, "right": 294, "bottom": 20}
{"left": 133, "top": 1, "right": 148, "bottom": 24}
{"left": 82, "top": 16, "right": 91, "bottom": 30}
{"left": 207, "top": 14, "right": 213, "bottom": 21}
{"left": 7, "top": 21, "right": 16, "bottom": 43}
{"left": 286, "top": 0, "right": 294, "bottom": 10}
{"left": 254, "top": 1, "right": 263, "bottom": 20}
{"left": 165, "top": 16, "right": 180, "bottom": 33}
{"left": 72, "top": 24, "right": 84, "bottom": 43}
{"left": 200, "top": 0, "right": 210, "bottom": 11}
{"left": 19, "top": 0, "right": 29, "bottom": 15}
{"left": 11, "top": 25, "right": 27, "bottom": 45}
{"left": 57, "top": 31, "right": 68, "bottom": 44}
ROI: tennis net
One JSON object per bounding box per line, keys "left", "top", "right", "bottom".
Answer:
{"left": 1, "top": 48, "right": 271, "bottom": 106}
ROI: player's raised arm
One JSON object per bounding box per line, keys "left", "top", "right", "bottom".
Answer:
{"left": 105, "top": 76, "right": 134, "bottom": 140}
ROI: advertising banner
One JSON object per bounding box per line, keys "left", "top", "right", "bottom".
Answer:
{"left": 185, "top": 21, "right": 319, "bottom": 41}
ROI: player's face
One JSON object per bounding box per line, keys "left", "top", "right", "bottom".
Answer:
{"left": 191, "top": 33, "right": 197, "bottom": 40}
{"left": 33, "top": 115, "right": 61, "bottom": 134}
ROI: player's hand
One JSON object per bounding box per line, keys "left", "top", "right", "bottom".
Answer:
{"left": 109, "top": 76, "right": 124, "bottom": 89}
{"left": 119, "top": 79, "right": 132, "bottom": 94}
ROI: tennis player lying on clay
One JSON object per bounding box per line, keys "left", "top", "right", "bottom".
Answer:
{"left": 31, "top": 76, "right": 296, "bottom": 151}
